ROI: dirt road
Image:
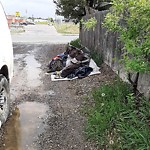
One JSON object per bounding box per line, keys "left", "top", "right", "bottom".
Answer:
{"left": 0, "top": 25, "right": 115, "bottom": 150}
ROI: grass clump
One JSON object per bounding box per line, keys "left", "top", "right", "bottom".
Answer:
{"left": 85, "top": 80, "right": 150, "bottom": 149}
{"left": 70, "top": 38, "right": 81, "bottom": 49}
{"left": 90, "top": 50, "right": 103, "bottom": 66}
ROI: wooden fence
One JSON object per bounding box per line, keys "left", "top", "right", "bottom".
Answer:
{"left": 79, "top": 9, "right": 150, "bottom": 99}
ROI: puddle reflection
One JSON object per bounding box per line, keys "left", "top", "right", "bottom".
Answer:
{"left": 3, "top": 107, "right": 21, "bottom": 150}
{"left": 3, "top": 102, "right": 48, "bottom": 150}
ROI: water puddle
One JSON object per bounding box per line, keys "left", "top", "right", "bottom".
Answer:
{"left": 3, "top": 102, "right": 49, "bottom": 150}
{"left": 24, "top": 55, "right": 41, "bottom": 87}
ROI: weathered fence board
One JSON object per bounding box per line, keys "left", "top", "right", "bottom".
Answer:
{"left": 79, "top": 9, "right": 150, "bottom": 99}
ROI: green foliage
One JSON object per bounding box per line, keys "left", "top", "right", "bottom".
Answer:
{"left": 81, "top": 17, "right": 97, "bottom": 30}
{"left": 103, "top": 0, "right": 150, "bottom": 73}
{"left": 54, "top": 0, "right": 86, "bottom": 22}
{"left": 70, "top": 38, "right": 82, "bottom": 48}
{"left": 85, "top": 80, "right": 150, "bottom": 149}
{"left": 47, "top": 17, "right": 54, "bottom": 22}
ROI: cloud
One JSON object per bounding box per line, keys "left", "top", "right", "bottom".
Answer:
{"left": 1, "top": 0, "right": 56, "bottom": 18}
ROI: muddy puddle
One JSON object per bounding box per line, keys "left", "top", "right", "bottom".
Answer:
{"left": 12, "top": 53, "right": 42, "bottom": 89}
{"left": 2, "top": 102, "right": 49, "bottom": 150}
{"left": 24, "top": 54, "right": 42, "bottom": 88}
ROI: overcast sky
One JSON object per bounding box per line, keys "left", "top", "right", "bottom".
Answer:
{"left": 0, "top": 0, "right": 56, "bottom": 18}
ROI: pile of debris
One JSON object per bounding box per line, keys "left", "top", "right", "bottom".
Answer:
{"left": 47, "top": 45, "right": 100, "bottom": 81}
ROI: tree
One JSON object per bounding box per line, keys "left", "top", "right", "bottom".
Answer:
{"left": 53, "top": 0, "right": 112, "bottom": 22}
{"left": 53, "top": 0, "right": 86, "bottom": 22}
{"left": 104, "top": 0, "right": 150, "bottom": 95}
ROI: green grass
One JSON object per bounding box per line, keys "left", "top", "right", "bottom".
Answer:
{"left": 84, "top": 79, "right": 150, "bottom": 149}
{"left": 54, "top": 23, "right": 79, "bottom": 34}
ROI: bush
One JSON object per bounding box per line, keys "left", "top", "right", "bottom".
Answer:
{"left": 104, "top": 0, "right": 150, "bottom": 73}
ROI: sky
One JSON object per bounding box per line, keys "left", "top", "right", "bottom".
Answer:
{"left": 0, "top": 0, "right": 56, "bottom": 19}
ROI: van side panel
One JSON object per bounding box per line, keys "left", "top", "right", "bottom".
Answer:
{"left": 0, "top": 2, "right": 13, "bottom": 82}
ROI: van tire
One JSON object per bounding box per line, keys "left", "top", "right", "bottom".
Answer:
{"left": 0, "top": 74, "right": 10, "bottom": 127}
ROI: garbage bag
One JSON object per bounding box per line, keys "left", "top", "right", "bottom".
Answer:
{"left": 67, "top": 66, "right": 93, "bottom": 79}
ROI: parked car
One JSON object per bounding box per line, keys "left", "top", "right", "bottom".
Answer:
{"left": 0, "top": 2, "right": 13, "bottom": 127}
{"left": 20, "top": 22, "right": 28, "bottom": 26}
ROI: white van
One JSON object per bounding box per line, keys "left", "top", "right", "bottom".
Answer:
{"left": 0, "top": 2, "right": 13, "bottom": 127}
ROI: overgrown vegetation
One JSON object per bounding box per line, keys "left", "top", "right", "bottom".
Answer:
{"left": 54, "top": 0, "right": 112, "bottom": 23}
{"left": 54, "top": 23, "right": 79, "bottom": 34}
{"left": 103, "top": 0, "right": 150, "bottom": 95}
{"left": 90, "top": 50, "right": 103, "bottom": 66}
{"left": 84, "top": 79, "right": 150, "bottom": 149}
